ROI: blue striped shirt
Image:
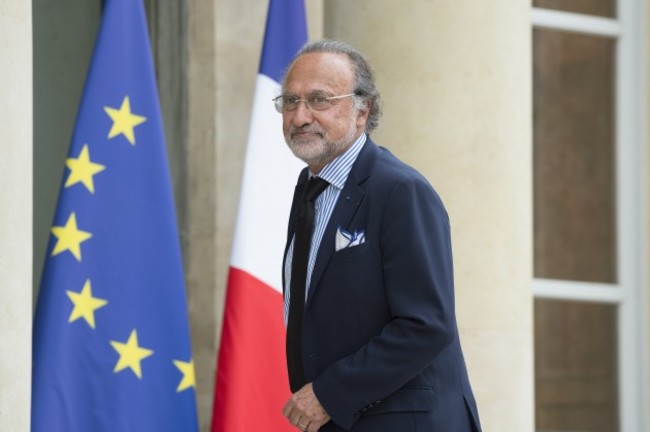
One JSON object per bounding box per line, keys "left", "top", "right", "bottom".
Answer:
{"left": 284, "top": 133, "right": 367, "bottom": 323}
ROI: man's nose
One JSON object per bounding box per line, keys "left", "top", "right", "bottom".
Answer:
{"left": 291, "top": 100, "right": 313, "bottom": 125}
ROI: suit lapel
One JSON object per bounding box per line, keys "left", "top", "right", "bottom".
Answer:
{"left": 306, "top": 140, "right": 378, "bottom": 304}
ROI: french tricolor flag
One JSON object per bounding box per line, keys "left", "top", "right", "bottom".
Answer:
{"left": 211, "top": 1, "right": 306, "bottom": 431}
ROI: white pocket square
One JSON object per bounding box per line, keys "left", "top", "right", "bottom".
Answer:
{"left": 335, "top": 227, "right": 366, "bottom": 252}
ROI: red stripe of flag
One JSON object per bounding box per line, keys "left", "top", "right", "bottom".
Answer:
{"left": 212, "top": 268, "right": 293, "bottom": 432}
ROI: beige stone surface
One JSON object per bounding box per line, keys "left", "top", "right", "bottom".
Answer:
{"left": 0, "top": 1, "right": 32, "bottom": 431}
{"left": 185, "top": 1, "right": 219, "bottom": 429}
{"left": 325, "top": 1, "right": 534, "bottom": 430}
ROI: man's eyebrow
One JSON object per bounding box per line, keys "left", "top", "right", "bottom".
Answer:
{"left": 283, "top": 89, "right": 331, "bottom": 97}
{"left": 305, "top": 90, "right": 333, "bottom": 97}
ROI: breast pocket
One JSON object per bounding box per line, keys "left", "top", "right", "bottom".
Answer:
{"left": 331, "top": 241, "right": 371, "bottom": 261}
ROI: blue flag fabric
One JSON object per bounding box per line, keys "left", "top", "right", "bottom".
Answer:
{"left": 259, "top": 0, "right": 307, "bottom": 82}
{"left": 31, "top": 0, "right": 198, "bottom": 430}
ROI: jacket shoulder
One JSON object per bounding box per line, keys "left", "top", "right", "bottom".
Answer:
{"left": 368, "top": 142, "right": 446, "bottom": 209}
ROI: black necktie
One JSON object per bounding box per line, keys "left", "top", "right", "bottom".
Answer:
{"left": 287, "top": 176, "right": 329, "bottom": 392}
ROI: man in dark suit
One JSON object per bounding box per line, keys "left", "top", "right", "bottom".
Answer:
{"left": 277, "top": 39, "right": 481, "bottom": 432}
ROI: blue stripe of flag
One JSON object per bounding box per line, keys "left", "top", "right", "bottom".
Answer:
{"left": 259, "top": 0, "right": 307, "bottom": 83}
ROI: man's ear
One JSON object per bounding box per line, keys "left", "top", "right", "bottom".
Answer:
{"left": 356, "top": 100, "right": 371, "bottom": 127}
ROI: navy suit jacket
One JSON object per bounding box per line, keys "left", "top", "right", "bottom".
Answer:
{"left": 283, "top": 138, "right": 481, "bottom": 432}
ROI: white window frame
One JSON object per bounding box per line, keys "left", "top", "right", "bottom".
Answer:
{"left": 531, "top": 3, "right": 647, "bottom": 431}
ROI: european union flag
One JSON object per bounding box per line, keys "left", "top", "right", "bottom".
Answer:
{"left": 31, "top": 0, "right": 198, "bottom": 430}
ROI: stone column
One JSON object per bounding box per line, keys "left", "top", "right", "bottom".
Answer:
{"left": 0, "top": 1, "right": 33, "bottom": 430}
{"left": 325, "top": 1, "right": 534, "bottom": 430}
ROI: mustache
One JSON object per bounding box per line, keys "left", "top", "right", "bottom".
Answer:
{"left": 289, "top": 125, "right": 325, "bottom": 138}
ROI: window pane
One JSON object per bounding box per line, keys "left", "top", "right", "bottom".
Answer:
{"left": 533, "top": 29, "right": 617, "bottom": 283}
{"left": 535, "top": 299, "right": 619, "bottom": 431}
{"left": 533, "top": 0, "right": 616, "bottom": 18}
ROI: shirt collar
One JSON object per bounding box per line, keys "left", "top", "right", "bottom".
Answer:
{"left": 310, "top": 133, "right": 367, "bottom": 190}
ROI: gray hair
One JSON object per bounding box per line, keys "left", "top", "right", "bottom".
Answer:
{"left": 284, "top": 39, "right": 383, "bottom": 134}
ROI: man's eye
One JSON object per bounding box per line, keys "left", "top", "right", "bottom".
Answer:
{"left": 284, "top": 97, "right": 299, "bottom": 105}
{"left": 311, "top": 96, "right": 328, "bottom": 104}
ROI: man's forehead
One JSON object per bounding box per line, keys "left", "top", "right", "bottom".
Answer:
{"left": 285, "top": 52, "right": 354, "bottom": 89}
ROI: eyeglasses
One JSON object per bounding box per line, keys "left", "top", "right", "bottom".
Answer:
{"left": 272, "top": 93, "right": 356, "bottom": 113}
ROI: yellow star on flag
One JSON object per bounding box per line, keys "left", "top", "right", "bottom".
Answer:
{"left": 65, "top": 144, "right": 106, "bottom": 193}
{"left": 173, "top": 358, "right": 196, "bottom": 392}
{"left": 104, "top": 96, "right": 147, "bottom": 145}
{"left": 51, "top": 212, "right": 92, "bottom": 262}
{"left": 66, "top": 279, "right": 108, "bottom": 329}
{"left": 110, "top": 329, "right": 154, "bottom": 379}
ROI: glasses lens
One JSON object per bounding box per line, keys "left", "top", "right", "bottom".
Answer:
{"left": 278, "top": 96, "right": 302, "bottom": 112}
{"left": 308, "top": 96, "right": 330, "bottom": 111}
{"left": 273, "top": 98, "right": 283, "bottom": 113}
{"left": 274, "top": 94, "right": 350, "bottom": 112}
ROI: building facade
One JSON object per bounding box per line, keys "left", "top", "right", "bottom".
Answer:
{"left": 1, "top": 0, "right": 648, "bottom": 430}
